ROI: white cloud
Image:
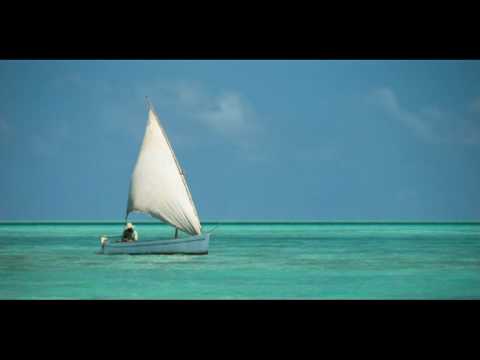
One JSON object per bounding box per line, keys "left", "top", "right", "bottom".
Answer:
{"left": 198, "top": 92, "right": 255, "bottom": 137}
{"left": 144, "top": 81, "right": 261, "bottom": 152}
{"left": 369, "top": 87, "right": 437, "bottom": 142}
{"left": 171, "top": 82, "right": 257, "bottom": 138}
{"left": 369, "top": 87, "right": 480, "bottom": 145}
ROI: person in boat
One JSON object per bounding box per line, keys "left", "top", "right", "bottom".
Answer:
{"left": 122, "top": 222, "right": 138, "bottom": 242}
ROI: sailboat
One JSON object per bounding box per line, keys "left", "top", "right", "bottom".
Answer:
{"left": 99, "top": 99, "right": 209, "bottom": 255}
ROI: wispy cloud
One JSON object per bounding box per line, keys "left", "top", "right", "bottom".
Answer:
{"left": 369, "top": 87, "right": 480, "bottom": 145}
{"left": 369, "top": 88, "right": 437, "bottom": 142}
{"left": 173, "top": 82, "right": 258, "bottom": 139}
{"left": 198, "top": 92, "right": 256, "bottom": 137}
{"left": 137, "top": 81, "right": 263, "bottom": 158}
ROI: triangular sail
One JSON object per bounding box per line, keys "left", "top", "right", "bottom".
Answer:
{"left": 126, "top": 104, "right": 201, "bottom": 236}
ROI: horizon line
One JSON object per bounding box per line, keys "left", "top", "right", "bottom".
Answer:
{"left": 0, "top": 220, "right": 479, "bottom": 225}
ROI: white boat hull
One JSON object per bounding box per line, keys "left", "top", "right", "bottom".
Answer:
{"left": 100, "top": 233, "right": 209, "bottom": 255}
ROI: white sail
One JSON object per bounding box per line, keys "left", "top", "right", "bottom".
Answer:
{"left": 126, "top": 105, "right": 201, "bottom": 236}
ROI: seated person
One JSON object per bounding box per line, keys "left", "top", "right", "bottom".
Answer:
{"left": 122, "top": 223, "right": 138, "bottom": 242}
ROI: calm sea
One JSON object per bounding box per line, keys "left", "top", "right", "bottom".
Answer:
{"left": 0, "top": 222, "right": 479, "bottom": 299}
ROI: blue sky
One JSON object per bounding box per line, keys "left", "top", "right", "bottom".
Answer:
{"left": 1, "top": 60, "right": 479, "bottom": 221}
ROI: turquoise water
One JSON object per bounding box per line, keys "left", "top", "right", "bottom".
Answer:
{"left": 0, "top": 222, "right": 479, "bottom": 299}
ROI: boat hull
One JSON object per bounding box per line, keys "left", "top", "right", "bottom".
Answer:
{"left": 100, "top": 233, "right": 209, "bottom": 255}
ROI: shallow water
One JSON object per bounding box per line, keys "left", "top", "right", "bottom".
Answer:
{"left": 0, "top": 222, "right": 479, "bottom": 299}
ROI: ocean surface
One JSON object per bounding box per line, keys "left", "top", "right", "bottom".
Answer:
{"left": 0, "top": 222, "right": 479, "bottom": 299}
